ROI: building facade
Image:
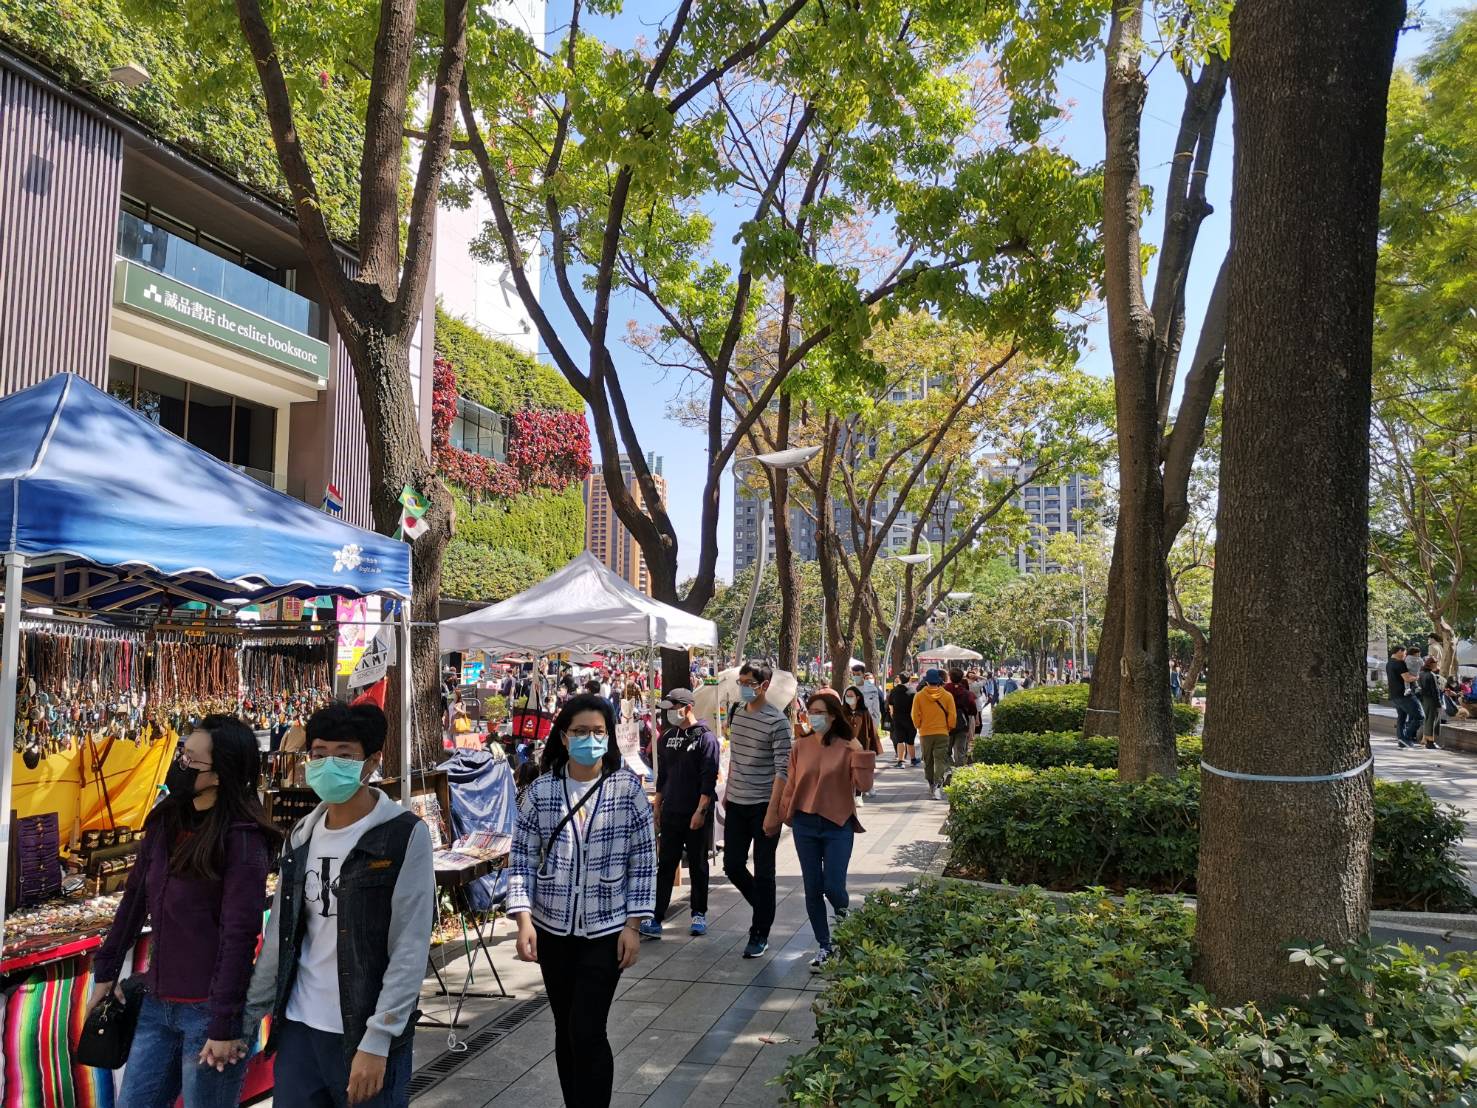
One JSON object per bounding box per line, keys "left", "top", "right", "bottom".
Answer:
{"left": 585, "top": 455, "right": 666, "bottom": 594}
{"left": 0, "top": 49, "right": 446, "bottom": 531}
{"left": 1011, "top": 468, "right": 1095, "bottom": 573}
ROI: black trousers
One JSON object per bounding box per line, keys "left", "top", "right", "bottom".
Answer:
{"left": 535, "top": 928, "right": 623, "bottom": 1107}
{"left": 722, "top": 800, "right": 778, "bottom": 940}
{"left": 655, "top": 811, "right": 710, "bottom": 921}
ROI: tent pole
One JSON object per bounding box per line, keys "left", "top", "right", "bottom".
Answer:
{"left": 0, "top": 553, "right": 28, "bottom": 952}
{"left": 399, "top": 599, "right": 413, "bottom": 809}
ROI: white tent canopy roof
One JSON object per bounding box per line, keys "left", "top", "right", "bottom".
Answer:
{"left": 918, "top": 643, "right": 984, "bottom": 661}
{"left": 439, "top": 552, "right": 718, "bottom": 654}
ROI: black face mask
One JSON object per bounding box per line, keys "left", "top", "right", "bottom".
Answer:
{"left": 165, "top": 761, "right": 202, "bottom": 802}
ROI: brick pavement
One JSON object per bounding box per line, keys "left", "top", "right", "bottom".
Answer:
{"left": 402, "top": 754, "right": 946, "bottom": 1107}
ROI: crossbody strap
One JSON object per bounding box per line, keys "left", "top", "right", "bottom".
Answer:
{"left": 538, "top": 771, "right": 611, "bottom": 868}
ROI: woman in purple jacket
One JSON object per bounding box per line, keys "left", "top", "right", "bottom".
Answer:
{"left": 90, "top": 715, "right": 279, "bottom": 1108}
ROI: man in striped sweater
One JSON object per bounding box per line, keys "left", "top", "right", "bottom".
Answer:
{"left": 723, "top": 662, "right": 794, "bottom": 959}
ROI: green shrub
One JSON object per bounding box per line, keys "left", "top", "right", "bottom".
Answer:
{"left": 945, "top": 764, "right": 1475, "bottom": 911}
{"left": 453, "top": 487, "right": 585, "bottom": 577}
{"left": 1193, "top": 682, "right": 1208, "bottom": 697}
{"left": 972, "top": 730, "right": 1202, "bottom": 769}
{"left": 435, "top": 309, "right": 583, "bottom": 414}
{"left": 992, "top": 683, "right": 1201, "bottom": 736}
{"left": 1367, "top": 687, "right": 1387, "bottom": 703}
{"left": 784, "top": 880, "right": 1477, "bottom": 1106}
{"left": 441, "top": 542, "right": 546, "bottom": 603}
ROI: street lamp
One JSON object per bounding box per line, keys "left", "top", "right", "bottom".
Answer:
{"left": 1042, "top": 618, "right": 1077, "bottom": 678}
{"left": 894, "top": 550, "right": 933, "bottom": 658}
{"left": 733, "top": 445, "right": 822, "bottom": 666}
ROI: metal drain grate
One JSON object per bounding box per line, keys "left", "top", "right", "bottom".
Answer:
{"left": 409, "top": 997, "right": 547, "bottom": 1099}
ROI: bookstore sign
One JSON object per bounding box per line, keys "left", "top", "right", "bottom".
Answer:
{"left": 114, "top": 259, "right": 328, "bottom": 382}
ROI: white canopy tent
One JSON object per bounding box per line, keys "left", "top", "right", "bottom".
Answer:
{"left": 439, "top": 553, "right": 717, "bottom": 655}
{"left": 918, "top": 643, "right": 984, "bottom": 662}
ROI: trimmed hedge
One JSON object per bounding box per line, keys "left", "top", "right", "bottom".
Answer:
{"left": 946, "top": 764, "right": 1476, "bottom": 912}
{"left": 993, "top": 682, "right": 1202, "bottom": 735}
{"left": 972, "top": 730, "right": 1202, "bottom": 769}
{"left": 784, "top": 880, "right": 1477, "bottom": 1106}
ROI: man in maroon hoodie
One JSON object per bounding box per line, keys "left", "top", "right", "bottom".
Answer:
{"left": 945, "top": 668, "right": 978, "bottom": 768}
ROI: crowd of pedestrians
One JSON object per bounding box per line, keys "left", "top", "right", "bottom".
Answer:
{"left": 87, "top": 657, "right": 1008, "bottom": 1108}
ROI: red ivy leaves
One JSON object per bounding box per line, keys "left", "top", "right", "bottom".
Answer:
{"left": 432, "top": 356, "right": 590, "bottom": 500}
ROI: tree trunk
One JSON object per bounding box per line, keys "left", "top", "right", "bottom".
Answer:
{"left": 660, "top": 647, "right": 692, "bottom": 693}
{"left": 346, "top": 328, "right": 453, "bottom": 775}
{"left": 1194, "top": 0, "right": 1402, "bottom": 1005}
{"left": 1103, "top": 4, "right": 1176, "bottom": 779}
{"left": 1085, "top": 533, "right": 1125, "bottom": 735}
{"left": 859, "top": 598, "right": 879, "bottom": 676}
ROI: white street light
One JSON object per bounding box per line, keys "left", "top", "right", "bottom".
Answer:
{"left": 733, "top": 446, "right": 822, "bottom": 665}
{"left": 1042, "top": 617, "right": 1078, "bottom": 676}
{"left": 946, "top": 591, "right": 974, "bottom": 602}
{"left": 896, "top": 552, "right": 930, "bottom": 565}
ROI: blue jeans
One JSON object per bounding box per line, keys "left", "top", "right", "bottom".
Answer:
{"left": 117, "top": 995, "right": 250, "bottom": 1108}
{"left": 272, "top": 1019, "right": 412, "bottom": 1108}
{"left": 1393, "top": 693, "right": 1423, "bottom": 744}
{"left": 791, "top": 811, "right": 854, "bottom": 950}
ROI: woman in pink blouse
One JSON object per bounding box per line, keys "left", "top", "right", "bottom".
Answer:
{"left": 781, "top": 688, "right": 877, "bottom": 973}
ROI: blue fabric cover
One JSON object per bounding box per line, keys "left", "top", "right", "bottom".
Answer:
{"left": 0, "top": 374, "right": 410, "bottom": 604}
{"left": 441, "top": 748, "right": 517, "bottom": 910}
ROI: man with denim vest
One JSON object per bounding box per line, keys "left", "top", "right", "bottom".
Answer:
{"left": 244, "top": 703, "right": 435, "bottom": 1107}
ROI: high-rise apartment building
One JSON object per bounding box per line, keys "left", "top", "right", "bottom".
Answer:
{"left": 1009, "top": 468, "right": 1095, "bottom": 572}
{"left": 585, "top": 454, "right": 666, "bottom": 594}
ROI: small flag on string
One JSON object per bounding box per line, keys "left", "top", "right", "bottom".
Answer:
{"left": 321, "top": 483, "right": 343, "bottom": 514}
{"left": 399, "top": 484, "right": 429, "bottom": 519}
{"left": 400, "top": 511, "right": 429, "bottom": 541}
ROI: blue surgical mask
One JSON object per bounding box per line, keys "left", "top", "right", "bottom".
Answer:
{"left": 807, "top": 712, "right": 830, "bottom": 734}
{"left": 738, "top": 685, "right": 757, "bottom": 703}
{"left": 306, "top": 756, "right": 367, "bottom": 804}
{"left": 568, "top": 734, "right": 608, "bottom": 766}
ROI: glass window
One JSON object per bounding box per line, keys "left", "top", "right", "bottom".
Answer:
{"left": 452, "top": 397, "right": 507, "bottom": 462}
{"left": 187, "top": 382, "right": 233, "bottom": 463}
{"left": 233, "top": 397, "right": 276, "bottom": 474}
{"left": 136, "top": 368, "right": 187, "bottom": 438}
{"left": 107, "top": 360, "right": 136, "bottom": 407}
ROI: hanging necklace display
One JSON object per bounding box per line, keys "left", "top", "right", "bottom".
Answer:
{"left": 241, "top": 637, "right": 334, "bottom": 729}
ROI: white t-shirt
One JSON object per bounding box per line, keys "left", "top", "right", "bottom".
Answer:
{"left": 285, "top": 810, "right": 375, "bottom": 1033}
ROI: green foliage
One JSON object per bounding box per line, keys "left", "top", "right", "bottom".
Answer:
{"left": 784, "top": 880, "right": 1477, "bottom": 1106}
{"left": 434, "top": 309, "right": 583, "bottom": 415}
{"left": 972, "top": 730, "right": 1202, "bottom": 769}
{"left": 945, "top": 764, "right": 1475, "bottom": 912}
{"left": 992, "top": 683, "right": 1201, "bottom": 736}
{"left": 440, "top": 541, "right": 546, "bottom": 605}
{"left": 452, "top": 486, "right": 584, "bottom": 583}
{"left": 2, "top": 0, "right": 363, "bottom": 241}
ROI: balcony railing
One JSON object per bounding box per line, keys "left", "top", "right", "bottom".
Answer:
{"left": 117, "top": 211, "right": 323, "bottom": 338}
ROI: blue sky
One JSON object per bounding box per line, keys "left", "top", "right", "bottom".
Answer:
{"left": 537, "top": 3, "right": 1461, "bottom": 584}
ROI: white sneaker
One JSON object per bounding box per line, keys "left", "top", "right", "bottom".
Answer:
{"left": 931, "top": 787, "right": 943, "bottom": 800}
{"left": 808, "top": 947, "right": 833, "bottom": 974}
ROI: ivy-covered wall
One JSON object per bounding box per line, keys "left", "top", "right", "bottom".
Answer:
{"left": 435, "top": 311, "right": 583, "bottom": 414}
{"left": 436, "top": 308, "right": 589, "bottom": 603}
{"left": 1, "top": 0, "right": 363, "bottom": 242}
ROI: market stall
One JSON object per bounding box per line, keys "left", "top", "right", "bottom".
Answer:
{"left": 440, "top": 552, "right": 718, "bottom": 774}
{"left": 0, "top": 373, "right": 412, "bottom": 1107}
{"left": 917, "top": 643, "right": 984, "bottom": 664}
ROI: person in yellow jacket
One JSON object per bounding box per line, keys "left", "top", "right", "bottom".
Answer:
{"left": 911, "top": 669, "right": 957, "bottom": 800}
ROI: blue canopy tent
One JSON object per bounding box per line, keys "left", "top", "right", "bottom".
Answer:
{"left": 0, "top": 374, "right": 414, "bottom": 942}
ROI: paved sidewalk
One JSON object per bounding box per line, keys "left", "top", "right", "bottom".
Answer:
{"left": 405, "top": 757, "right": 947, "bottom": 1107}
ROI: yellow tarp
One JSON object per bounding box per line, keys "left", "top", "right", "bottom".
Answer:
{"left": 9, "top": 734, "right": 173, "bottom": 834}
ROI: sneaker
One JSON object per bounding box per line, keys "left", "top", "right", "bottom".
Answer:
{"left": 931, "top": 786, "right": 943, "bottom": 801}
{"left": 911, "top": 758, "right": 921, "bottom": 767}
{"left": 865, "top": 789, "right": 876, "bottom": 799}
{"left": 742, "top": 937, "right": 769, "bottom": 959}
{"left": 690, "top": 914, "right": 708, "bottom": 937}
{"left": 895, "top": 760, "right": 905, "bottom": 769}
{"left": 808, "top": 947, "right": 832, "bottom": 974}
{"left": 638, "top": 920, "right": 663, "bottom": 940}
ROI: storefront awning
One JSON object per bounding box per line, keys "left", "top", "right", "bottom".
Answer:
{"left": 0, "top": 374, "right": 410, "bottom": 606}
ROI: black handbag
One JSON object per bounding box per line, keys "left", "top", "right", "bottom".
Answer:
{"left": 74, "top": 978, "right": 145, "bottom": 1070}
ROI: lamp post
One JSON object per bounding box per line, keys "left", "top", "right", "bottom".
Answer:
{"left": 1043, "top": 617, "right": 1077, "bottom": 678}
{"left": 733, "top": 445, "right": 822, "bottom": 666}
{"left": 894, "top": 550, "right": 931, "bottom": 663}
